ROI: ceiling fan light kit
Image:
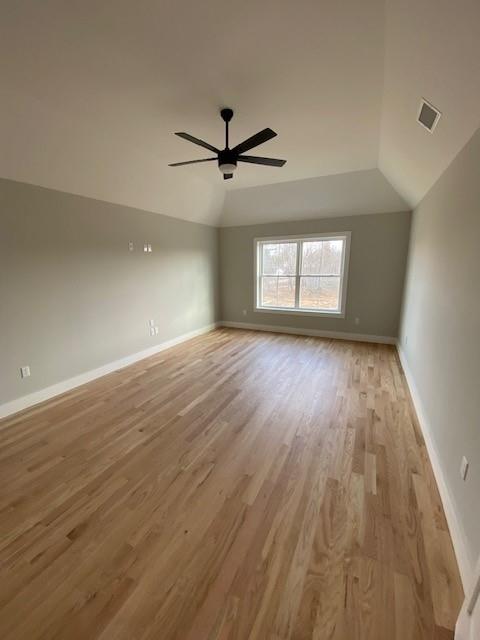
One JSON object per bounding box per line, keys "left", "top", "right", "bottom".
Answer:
{"left": 219, "top": 162, "right": 237, "bottom": 175}
{"left": 169, "top": 108, "right": 286, "bottom": 180}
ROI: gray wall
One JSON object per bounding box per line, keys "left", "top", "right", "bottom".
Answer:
{"left": 220, "top": 211, "right": 411, "bottom": 337}
{"left": 399, "top": 128, "right": 480, "bottom": 570}
{"left": 0, "top": 178, "right": 219, "bottom": 405}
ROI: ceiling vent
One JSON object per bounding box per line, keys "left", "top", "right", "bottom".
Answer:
{"left": 417, "top": 98, "right": 441, "bottom": 132}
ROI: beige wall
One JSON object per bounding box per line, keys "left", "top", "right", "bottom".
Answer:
{"left": 0, "top": 178, "right": 219, "bottom": 405}
{"left": 220, "top": 211, "right": 411, "bottom": 338}
{"left": 399, "top": 128, "right": 480, "bottom": 574}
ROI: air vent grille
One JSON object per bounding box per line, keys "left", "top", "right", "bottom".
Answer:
{"left": 417, "top": 99, "right": 441, "bottom": 132}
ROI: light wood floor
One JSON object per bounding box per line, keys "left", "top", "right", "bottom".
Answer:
{"left": 0, "top": 329, "right": 463, "bottom": 639}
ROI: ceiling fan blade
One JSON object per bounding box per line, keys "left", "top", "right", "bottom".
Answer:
{"left": 168, "top": 157, "right": 217, "bottom": 167}
{"left": 232, "top": 128, "right": 277, "bottom": 154}
{"left": 175, "top": 132, "right": 219, "bottom": 153}
{"left": 223, "top": 173, "right": 233, "bottom": 180}
{"left": 238, "top": 155, "right": 286, "bottom": 167}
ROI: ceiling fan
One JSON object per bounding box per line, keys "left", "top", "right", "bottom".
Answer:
{"left": 168, "top": 108, "right": 286, "bottom": 180}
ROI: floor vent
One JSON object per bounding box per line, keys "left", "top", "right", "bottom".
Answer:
{"left": 417, "top": 98, "right": 441, "bottom": 132}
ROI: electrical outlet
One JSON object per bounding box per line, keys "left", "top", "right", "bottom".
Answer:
{"left": 20, "top": 366, "right": 31, "bottom": 379}
{"left": 154, "top": 326, "right": 159, "bottom": 335}
{"left": 242, "top": 309, "right": 247, "bottom": 316}
{"left": 128, "top": 241, "right": 134, "bottom": 251}
{"left": 143, "top": 244, "right": 148, "bottom": 252}
{"left": 460, "top": 456, "right": 469, "bottom": 481}
{"left": 148, "top": 244, "right": 152, "bottom": 253}
{"left": 354, "top": 317, "right": 360, "bottom": 325}
{"left": 148, "top": 319, "right": 155, "bottom": 327}
{"left": 150, "top": 327, "right": 155, "bottom": 336}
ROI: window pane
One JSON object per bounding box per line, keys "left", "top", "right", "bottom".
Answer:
{"left": 262, "top": 243, "right": 297, "bottom": 276}
{"left": 261, "top": 276, "right": 296, "bottom": 308}
{"left": 301, "top": 240, "right": 343, "bottom": 275}
{"left": 299, "top": 276, "right": 340, "bottom": 310}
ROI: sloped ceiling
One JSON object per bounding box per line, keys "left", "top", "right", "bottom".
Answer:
{"left": 222, "top": 169, "right": 409, "bottom": 227}
{"left": 0, "top": 0, "right": 479, "bottom": 226}
{"left": 379, "top": 0, "right": 480, "bottom": 206}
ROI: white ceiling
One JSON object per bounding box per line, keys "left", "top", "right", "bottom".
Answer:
{"left": 379, "top": 0, "right": 480, "bottom": 205}
{"left": 0, "top": 0, "right": 479, "bottom": 226}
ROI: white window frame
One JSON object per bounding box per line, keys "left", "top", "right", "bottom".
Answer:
{"left": 254, "top": 232, "right": 351, "bottom": 318}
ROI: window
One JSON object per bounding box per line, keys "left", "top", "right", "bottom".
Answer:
{"left": 255, "top": 232, "right": 350, "bottom": 316}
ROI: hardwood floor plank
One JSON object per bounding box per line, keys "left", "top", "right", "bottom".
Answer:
{"left": 0, "top": 328, "right": 463, "bottom": 639}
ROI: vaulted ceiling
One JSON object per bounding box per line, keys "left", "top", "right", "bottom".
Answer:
{"left": 1, "top": 0, "right": 479, "bottom": 226}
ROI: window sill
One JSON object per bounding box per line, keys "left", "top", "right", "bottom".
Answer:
{"left": 254, "top": 307, "right": 345, "bottom": 319}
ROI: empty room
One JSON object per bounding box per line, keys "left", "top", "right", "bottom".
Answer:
{"left": 1, "top": 1, "right": 479, "bottom": 638}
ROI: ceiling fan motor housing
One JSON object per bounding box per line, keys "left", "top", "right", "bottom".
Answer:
{"left": 218, "top": 148, "right": 237, "bottom": 167}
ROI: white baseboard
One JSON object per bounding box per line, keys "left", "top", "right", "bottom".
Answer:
{"left": 456, "top": 555, "right": 480, "bottom": 640}
{"left": 456, "top": 601, "right": 480, "bottom": 640}
{"left": 396, "top": 343, "right": 472, "bottom": 592}
{"left": 220, "top": 320, "right": 397, "bottom": 344}
{"left": 0, "top": 323, "right": 219, "bottom": 422}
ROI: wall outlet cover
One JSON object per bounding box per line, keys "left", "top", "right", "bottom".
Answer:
{"left": 20, "top": 366, "right": 31, "bottom": 378}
